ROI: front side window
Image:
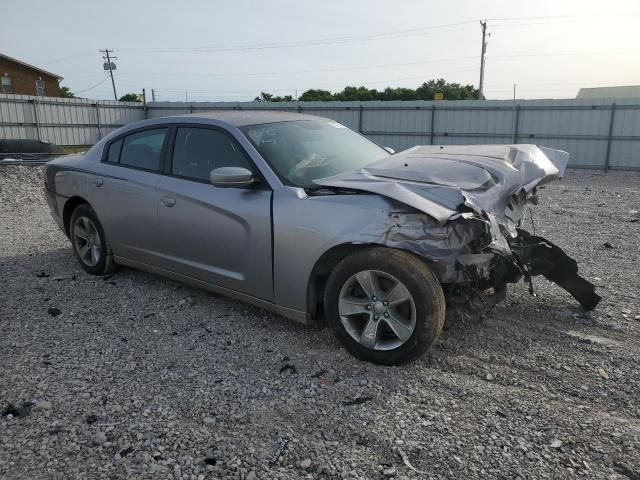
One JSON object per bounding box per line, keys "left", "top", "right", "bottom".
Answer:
{"left": 241, "top": 120, "right": 388, "bottom": 188}
{"left": 171, "top": 127, "right": 253, "bottom": 182}
{"left": 35, "top": 79, "right": 46, "bottom": 96}
{"left": 118, "top": 128, "right": 168, "bottom": 171}
{"left": 1, "top": 76, "right": 12, "bottom": 94}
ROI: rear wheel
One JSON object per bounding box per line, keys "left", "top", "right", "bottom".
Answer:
{"left": 69, "top": 204, "right": 114, "bottom": 275}
{"left": 325, "top": 247, "right": 445, "bottom": 365}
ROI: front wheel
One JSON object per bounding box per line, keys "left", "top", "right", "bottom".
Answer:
{"left": 69, "top": 204, "right": 114, "bottom": 275}
{"left": 324, "top": 247, "right": 445, "bottom": 365}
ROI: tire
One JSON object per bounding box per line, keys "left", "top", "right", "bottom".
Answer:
{"left": 324, "top": 247, "right": 445, "bottom": 365}
{"left": 69, "top": 204, "right": 114, "bottom": 276}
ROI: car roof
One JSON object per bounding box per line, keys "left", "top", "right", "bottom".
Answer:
{"left": 175, "top": 110, "right": 322, "bottom": 127}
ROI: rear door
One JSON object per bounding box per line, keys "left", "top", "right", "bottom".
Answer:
{"left": 91, "top": 127, "right": 168, "bottom": 265}
{"left": 155, "top": 125, "right": 273, "bottom": 301}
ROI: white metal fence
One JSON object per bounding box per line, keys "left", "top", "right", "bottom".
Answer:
{"left": 2, "top": 94, "right": 640, "bottom": 171}
{"left": 0, "top": 94, "right": 144, "bottom": 146}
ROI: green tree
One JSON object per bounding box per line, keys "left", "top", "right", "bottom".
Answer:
{"left": 415, "top": 79, "right": 478, "bottom": 100}
{"left": 59, "top": 86, "right": 75, "bottom": 98}
{"left": 334, "top": 86, "right": 380, "bottom": 101}
{"left": 298, "top": 89, "right": 334, "bottom": 101}
{"left": 118, "top": 93, "right": 142, "bottom": 102}
{"left": 283, "top": 80, "right": 479, "bottom": 102}
{"left": 254, "top": 92, "right": 294, "bottom": 102}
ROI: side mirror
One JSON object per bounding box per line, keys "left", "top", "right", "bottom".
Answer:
{"left": 383, "top": 146, "right": 395, "bottom": 154}
{"left": 210, "top": 167, "right": 255, "bottom": 188}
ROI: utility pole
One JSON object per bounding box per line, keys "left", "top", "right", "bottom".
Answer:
{"left": 478, "top": 21, "right": 488, "bottom": 100}
{"left": 100, "top": 49, "right": 118, "bottom": 101}
{"left": 151, "top": 88, "right": 156, "bottom": 102}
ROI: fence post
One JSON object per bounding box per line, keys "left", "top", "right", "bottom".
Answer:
{"left": 95, "top": 103, "right": 102, "bottom": 140}
{"left": 604, "top": 102, "right": 616, "bottom": 172}
{"left": 31, "top": 99, "right": 41, "bottom": 141}
{"left": 358, "top": 105, "right": 364, "bottom": 132}
{"left": 512, "top": 104, "right": 520, "bottom": 144}
{"left": 142, "top": 88, "right": 149, "bottom": 120}
{"left": 429, "top": 104, "right": 436, "bottom": 145}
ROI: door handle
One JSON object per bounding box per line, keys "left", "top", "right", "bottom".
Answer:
{"left": 161, "top": 196, "right": 176, "bottom": 207}
{"left": 93, "top": 178, "right": 104, "bottom": 187}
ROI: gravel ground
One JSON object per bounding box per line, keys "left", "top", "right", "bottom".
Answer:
{"left": 1, "top": 165, "right": 639, "bottom": 480}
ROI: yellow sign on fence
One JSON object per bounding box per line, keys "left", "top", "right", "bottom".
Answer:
{"left": 434, "top": 92, "right": 444, "bottom": 100}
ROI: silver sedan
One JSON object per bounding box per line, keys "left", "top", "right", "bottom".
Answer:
{"left": 44, "top": 111, "right": 600, "bottom": 364}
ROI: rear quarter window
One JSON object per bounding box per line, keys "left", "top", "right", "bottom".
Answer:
{"left": 106, "top": 138, "right": 123, "bottom": 163}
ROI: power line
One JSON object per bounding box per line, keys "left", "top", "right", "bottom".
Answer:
{"left": 117, "top": 20, "right": 477, "bottom": 54}
{"left": 119, "top": 49, "right": 640, "bottom": 84}
{"left": 113, "top": 11, "right": 640, "bottom": 55}
{"left": 125, "top": 55, "right": 479, "bottom": 78}
{"left": 72, "top": 76, "right": 110, "bottom": 95}
{"left": 487, "top": 11, "right": 640, "bottom": 23}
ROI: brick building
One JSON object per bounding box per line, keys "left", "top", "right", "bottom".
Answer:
{"left": 0, "top": 53, "right": 63, "bottom": 97}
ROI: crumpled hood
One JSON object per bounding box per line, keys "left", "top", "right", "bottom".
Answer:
{"left": 314, "top": 144, "right": 569, "bottom": 231}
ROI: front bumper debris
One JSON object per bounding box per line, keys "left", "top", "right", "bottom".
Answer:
{"left": 509, "top": 229, "right": 601, "bottom": 310}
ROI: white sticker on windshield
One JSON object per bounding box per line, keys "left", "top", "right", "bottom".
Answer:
{"left": 327, "top": 121, "right": 346, "bottom": 128}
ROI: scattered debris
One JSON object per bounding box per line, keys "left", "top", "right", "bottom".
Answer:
{"left": 52, "top": 273, "right": 75, "bottom": 281}
{"left": 85, "top": 414, "right": 98, "bottom": 424}
{"left": 300, "top": 458, "right": 312, "bottom": 469}
{"left": 36, "top": 271, "right": 50, "bottom": 278}
{"left": 269, "top": 436, "right": 290, "bottom": 466}
{"left": 47, "top": 307, "right": 61, "bottom": 317}
{"left": 603, "top": 242, "right": 614, "bottom": 249}
{"left": 2, "top": 402, "right": 34, "bottom": 418}
{"left": 486, "top": 373, "right": 494, "bottom": 381}
{"left": 204, "top": 457, "right": 217, "bottom": 466}
{"left": 119, "top": 447, "right": 135, "bottom": 457}
{"left": 310, "top": 369, "right": 328, "bottom": 378}
{"left": 395, "top": 447, "right": 426, "bottom": 474}
{"left": 91, "top": 432, "right": 107, "bottom": 446}
{"left": 279, "top": 364, "right": 297, "bottom": 375}
{"left": 343, "top": 396, "right": 373, "bottom": 406}
{"left": 550, "top": 439, "right": 563, "bottom": 449}
{"left": 597, "top": 368, "right": 609, "bottom": 379}
{"left": 381, "top": 465, "right": 397, "bottom": 476}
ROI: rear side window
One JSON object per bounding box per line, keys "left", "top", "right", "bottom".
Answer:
{"left": 119, "top": 128, "right": 168, "bottom": 171}
{"left": 171, "top": 127, "right": 253, "bottom": 182}
{"left": 106, "top": 138, "right": 123, "bottom": 163}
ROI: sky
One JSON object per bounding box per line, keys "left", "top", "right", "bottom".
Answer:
{"left": 2, "top": 0, "right": 639, "bottom": 102}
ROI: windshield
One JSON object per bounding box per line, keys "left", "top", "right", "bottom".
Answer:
{"left": 240, "top": 120, "right": 389, "bottom": 188}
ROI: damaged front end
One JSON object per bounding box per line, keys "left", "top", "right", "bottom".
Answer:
{"left": 315, "top": 144, "right": 601, "bottom": 311}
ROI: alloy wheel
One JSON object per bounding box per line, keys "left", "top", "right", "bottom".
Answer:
{"left": 338, "top": 269, "right": 417, "bottom": 351}
{"left": 73, "top": 216, "right": 101, "bottom": 267}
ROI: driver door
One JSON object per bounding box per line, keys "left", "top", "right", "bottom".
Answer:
{"left": 155, "top": 125, "right": 273, "bottom": 301}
